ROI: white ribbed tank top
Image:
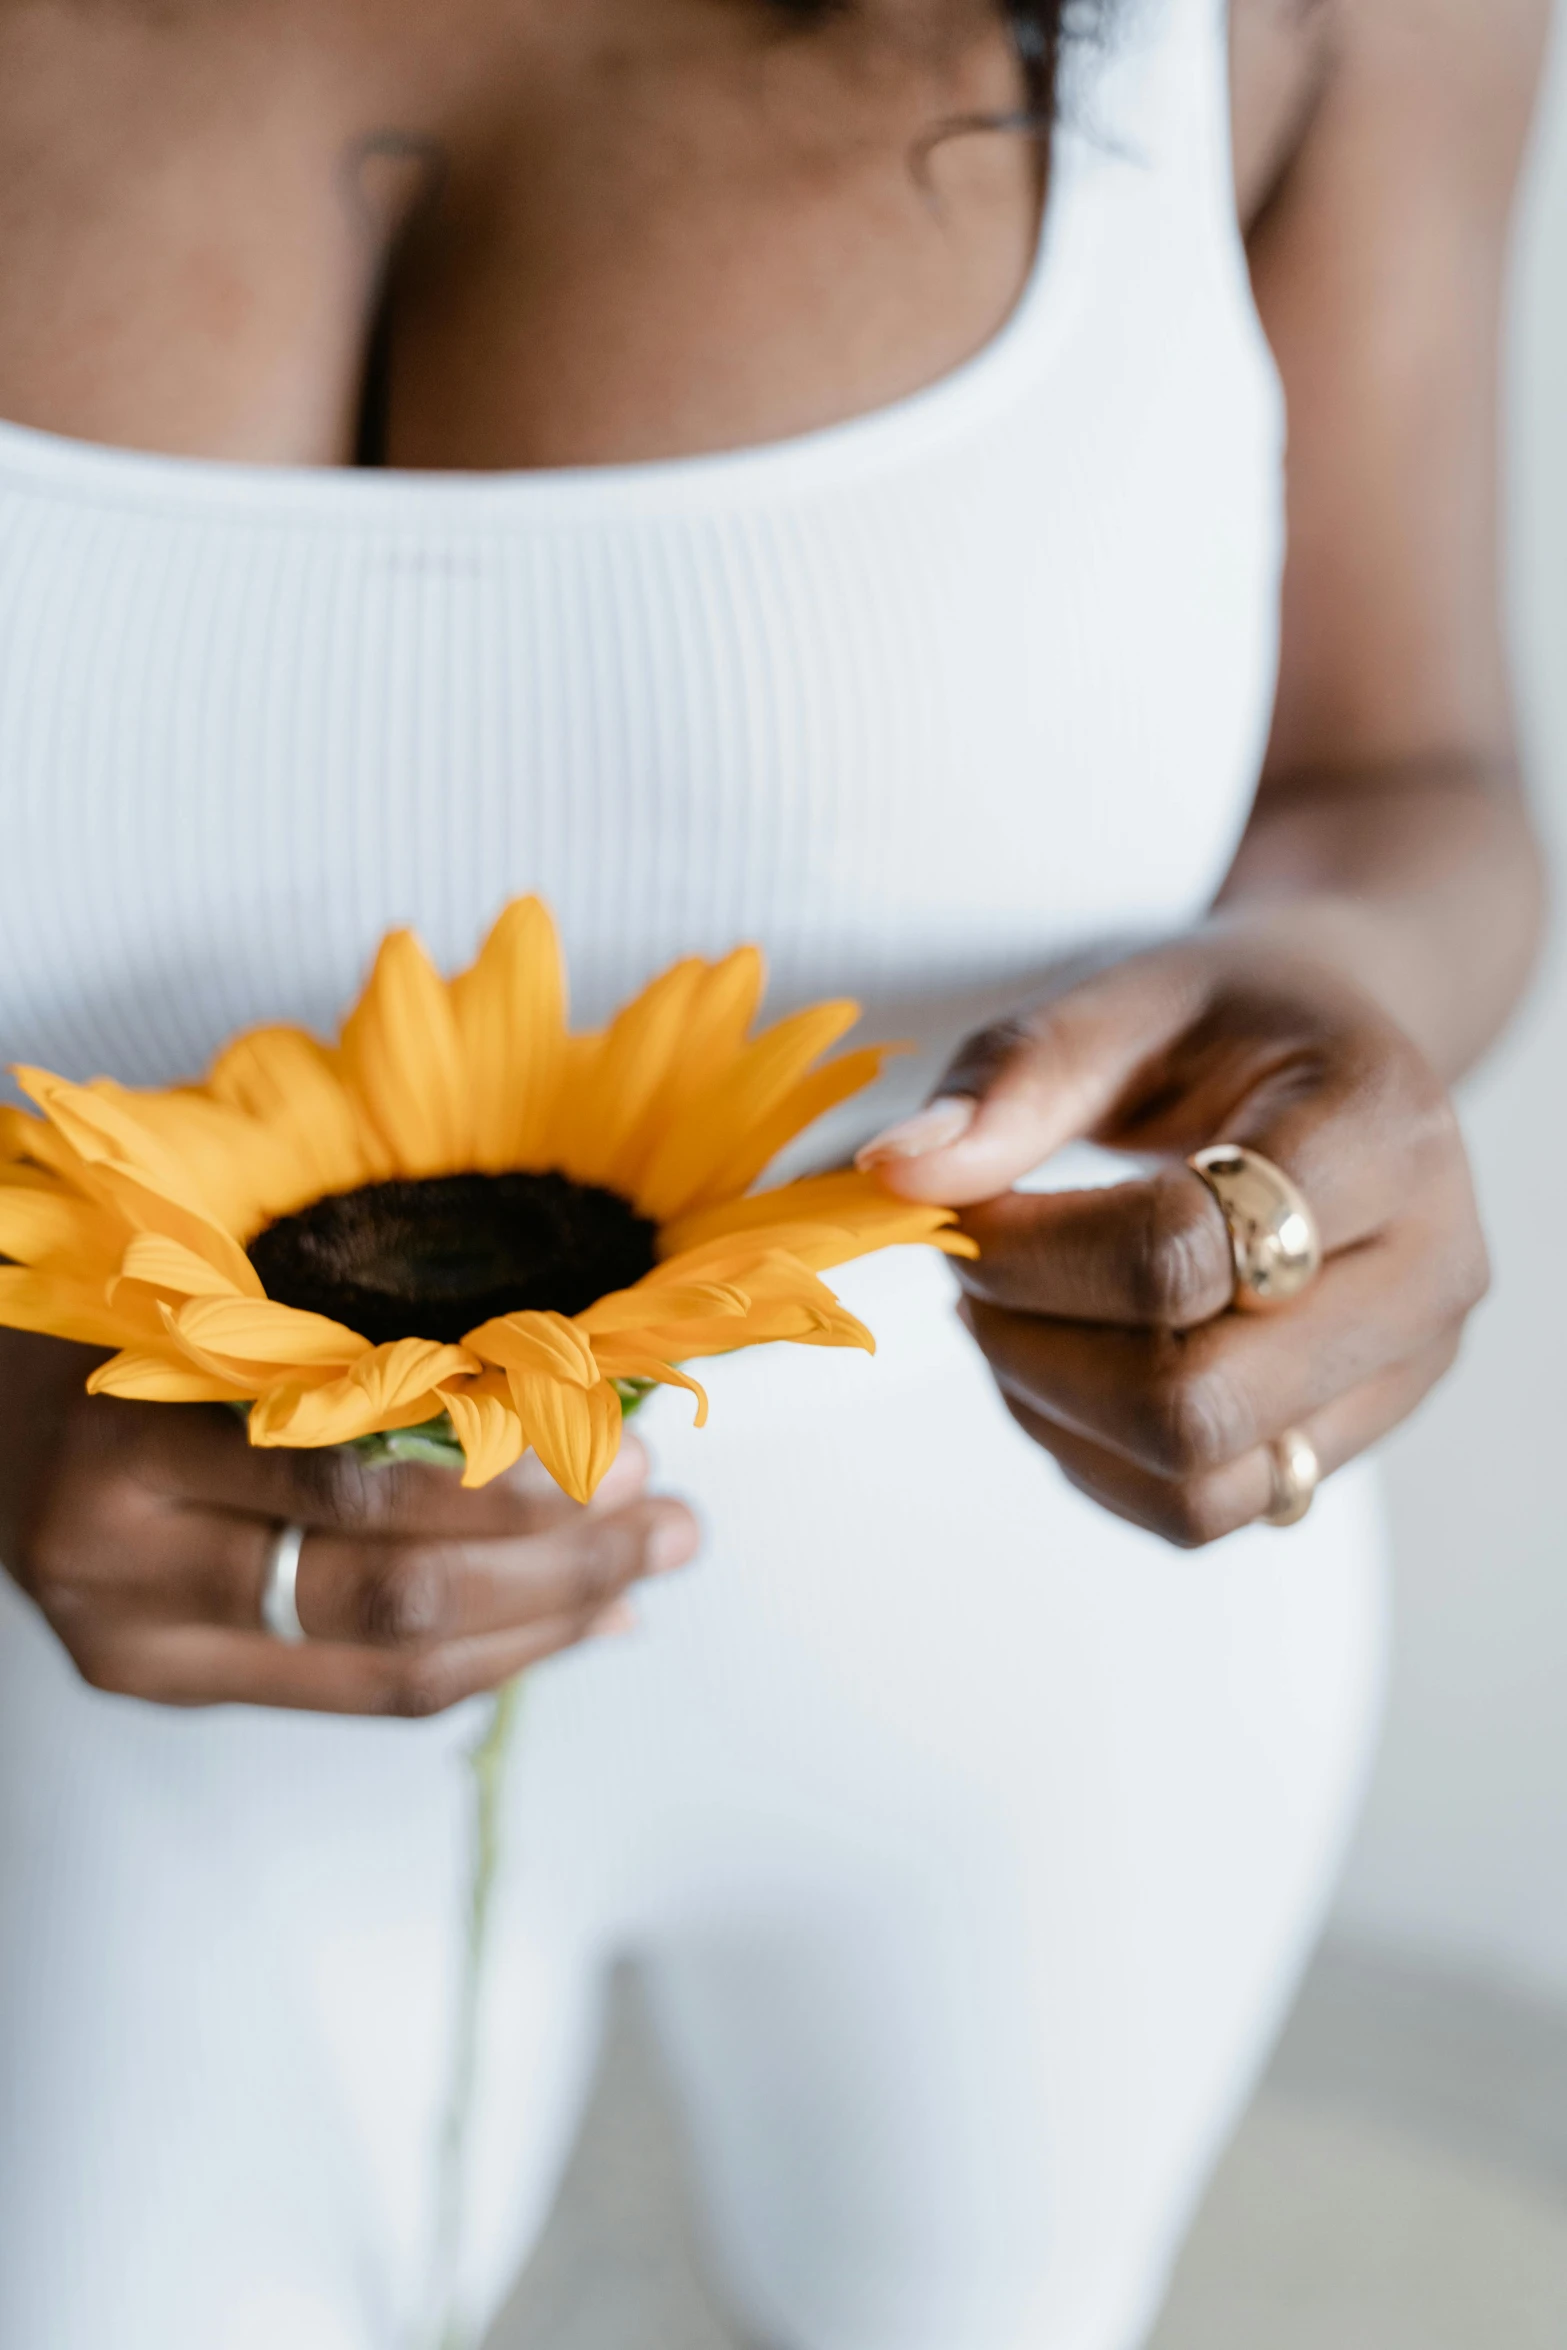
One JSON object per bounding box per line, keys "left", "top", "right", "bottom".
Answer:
{"left": 0, "top": 0, "right": 1282, "bottom": 1171}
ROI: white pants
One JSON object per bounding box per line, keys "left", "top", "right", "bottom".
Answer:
{"left": 0, "top": 1247, "right": 1385, "bottom": 2350}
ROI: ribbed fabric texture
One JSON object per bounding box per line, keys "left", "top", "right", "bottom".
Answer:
{"left": 0, "top": 17, "right": 1369, "bottom": 2350}
{"left": 0, "top": 0, "right": 1282, "bottom": 1174}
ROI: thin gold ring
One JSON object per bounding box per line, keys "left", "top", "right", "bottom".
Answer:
{"left": 1264, "top": 1429, "right": 1319, "bottom": 1528}
{"left": 1187, "top": 1143, "right": 1322, "bottom": 1312}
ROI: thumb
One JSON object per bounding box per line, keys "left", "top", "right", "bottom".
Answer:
{"left": 857, "top": 952, "right": 1210, "bottom": 1206}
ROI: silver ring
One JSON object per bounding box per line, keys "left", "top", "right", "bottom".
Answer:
{"left": 260, "top": 1522, "right": 308, "bottom": 1643}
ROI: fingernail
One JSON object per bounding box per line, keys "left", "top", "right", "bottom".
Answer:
{"left": 647, "top": 1517, "right": 697, "bottom": 1576}
{"left": 591, "top": 1600, "right": 638, "bottom": 1638}
{"left": 856, "top": 1096, "right": 976, "bottom": 1168}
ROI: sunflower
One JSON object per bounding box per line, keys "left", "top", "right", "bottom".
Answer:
{"left": 0, "top": 901, "right": 969, "bottom": 1500}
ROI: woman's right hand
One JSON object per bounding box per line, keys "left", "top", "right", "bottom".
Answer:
{"left": 0, "top": 1329, "right": 697, "bottom": 1716}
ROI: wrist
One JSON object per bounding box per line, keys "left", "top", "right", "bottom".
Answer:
{"left": 1213, "top": 757, "right": 1546, "bottom": 1082}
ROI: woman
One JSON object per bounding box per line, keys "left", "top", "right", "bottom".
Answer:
{"left": 0, "top": 1, "right": 1546, "bottom": 2345}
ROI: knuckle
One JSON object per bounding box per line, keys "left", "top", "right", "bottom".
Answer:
{"left": 17, "top": 1493, "right": 115, "bottom": 1615}
{"left": 69, "top": 1638, "right": 129, "bottom": 1697}
{"left": 1403, "top": 1063, "right": 1464, "bottom": 1159}
{"left": 1451, "top": 1228, "right": 1492, "bottom": 1317}
{"left": 1158, "top": 1479, "right": 1237, "bottom": 1552}
{"left": 1130, "top": 1180, "right": 1229, "bottom": 1327}
{"left": 1361, "top": 1040, "right": 1463, "bottom": 1175}
{"left": 359, "top": 1546, "right": 456, "bottom": 1645}
{"left": 1145, "top": 1352, "right": 1247, "bottom": 1475}
{"left": 563, "top": 1521, "right": 639, "bottom": 1618}
{"left": 15, "top": 1520, "right": 73, "bottom": 1606}
{"left": 376, "top": 1653, "right": 463, "bottom": 1720}
{"left": 71, "top": 1636, "right": 171, "bottom": 1704}
{"left": 941, "top": 1014, "right": 1034, "bottom": 1098}
{"left": 294, "top": 1448, "right": 409, "bottom": 1536}
{"left": 589, "top": 1431, "right": 651, "bottom": 1506}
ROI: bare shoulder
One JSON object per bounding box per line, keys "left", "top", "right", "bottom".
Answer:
{"left": 1230, "top": 0, "right": 1335, "bottom": 224}
{"left": 1229, "top": 0, "right": 1549, "bottom": 230}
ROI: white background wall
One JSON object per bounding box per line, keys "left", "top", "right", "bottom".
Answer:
{"left": 1332, "top": 9, "right": 1567, "bottom": 2002}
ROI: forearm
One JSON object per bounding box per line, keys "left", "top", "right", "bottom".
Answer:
{"left": 1212, "top": 754, "right": 1547, "bottom": 1082}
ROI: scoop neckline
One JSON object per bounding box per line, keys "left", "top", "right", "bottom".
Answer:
{"left": 0, "top": 125, "right": 1096, "bottom": 525}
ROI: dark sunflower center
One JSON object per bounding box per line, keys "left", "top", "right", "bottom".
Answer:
{"left": 246, "top": 1171, "right": 659, "bottom": 1346}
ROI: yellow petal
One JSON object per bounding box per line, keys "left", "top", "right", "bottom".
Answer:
{"left": 576, "top": 1278, "right": 751, "bottom": 1336}
{"left": 450, "top": 898, "right": 568, "bottom": 1171}
{"left": 172, "top": 1293, "right": 368, "bottom": 1367}
{"left": 17, "top": 1070, "right": 279, "bottom": 1240}
{"left": 339, "top": 930, "right": 470, "bottom": 1176}
{"left": 660, "top": 1168, "right": 974, "bottom": 1265}
{"left": 86, "top": 1348, "right": 253, "bottom": 1404}
{"left": 0, "top": 1104, "right": 95, "bottom": 1187}
{"left": 673, "top": 947, "right": 767, "bottom": 1083}
{"left": 586, "top": 1340, "right": 710, "bottom": 1427}
{"left": 115, "top": 1232, "right": 248, "bottom": 1300}
{"left": 442, "top": 1382, "right": 528, "bottom": 1488}
{"left": 0, "top": 1265, "right": 155, "bottom": 1349}
{"left": 611, "top": 1245, "right": 877, "bottom": 1360}
{"left": 207, "top": 1026, "right": 378, "bottom": 1202}
{"left": 0, "top": 1185, "right": 123, "bottom": 1270}
{"left": 82, "top": 1161, "right": 267, "bottom": 1296}
{"left": 632, "top": 999, "right": 862, "bottom": 1220}
{"left": 86, "top": 1081, "right": 300, "bottom": 1233}
{"left": 506, "top": 1369, "right": 622, "bottom": 1503}
{"left": 463, "top": 1309, "right": 599, "bottom": 1388}
{"left": 675, "top": 1045, "right": 890, "bottom": 1212}
{"left": 221, "top": 1342, "right": 469, "bottom": 1452}
{"left": 551, "top": 958, "right": 710, "bottom": 1190}
{"left": 12, "top": 1077, "right": 264, "bottom": 1292}
{"left": 246, "top": 1374, "right": 449, "bottom": 1450}
{"left": 347, "top": 1337, "right": 480, "bottom": 1414}
{"left": 14, "top": 1067, "right": 192, "bottom": 1189}
{"left": 618, "top": 945, "right": 767, "bottom": 1172}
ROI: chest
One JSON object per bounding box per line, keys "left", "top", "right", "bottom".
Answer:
{"left": 0, "top": 0, "right": 1324, "bottom": 471}
{"left": 0, "top": 80, "right": 1283, "bottom": 1116}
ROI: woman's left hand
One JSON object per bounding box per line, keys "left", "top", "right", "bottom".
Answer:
{"left": 862, "top": 926, "right": 1491, "bottom": 1547}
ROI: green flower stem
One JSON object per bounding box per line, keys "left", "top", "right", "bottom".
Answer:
{"left": 237, "top": 1381, "right": 659, "bottom": 2348}
{"left": 432, "top": 1674, "right": 523, "bottom": 2350}
{"left": 409, "top": 1378, "right": 654, "bottom": 2350}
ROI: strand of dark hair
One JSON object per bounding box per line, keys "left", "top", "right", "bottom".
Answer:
{"left": 761, "top": 2, "right": 1089, "bottom": 130}
{"left": 1001, "top": 0, "right": 1061, "bottom": 124}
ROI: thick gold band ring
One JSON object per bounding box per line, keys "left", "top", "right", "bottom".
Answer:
{"left": 1186, "top": 1144, "right": 1322, "bottom": 1312}
{"left": 1264, "top": 1428, "right": 1320, "bottom": 1528}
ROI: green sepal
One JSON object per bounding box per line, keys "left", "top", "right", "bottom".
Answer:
{"left": 354, "top": 1415, "right": 468, "bottom": 1471}
{"left": 229, "top": 1379, "right": 658, "bottom": 1482}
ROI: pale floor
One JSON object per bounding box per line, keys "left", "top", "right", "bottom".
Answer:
{"left": 485, "top": 1944, "right": 1567, "bottom": 2350}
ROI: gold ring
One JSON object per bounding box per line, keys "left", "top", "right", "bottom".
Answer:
{"left": 1264, "top": 1428, "right": 1319, "bottom": 1527}
{"left": 1187, "top": 1143, "right": 1322, "bottom": 1311}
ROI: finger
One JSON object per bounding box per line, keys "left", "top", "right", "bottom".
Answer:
{"left": 956, "top": 1167, "right": 1237, "bottom": 1328}
{"left": 67, "top": 1600, "right": 645, "bottom": 1718}
{"left": 1002, "top": 1328, "right": 1461, "bottom": 1549}
{"left": 101, "top": 1399, "right": 650, "bottom": 1535}
{"left": 954, "top": 1137, "right": 1463, "bottom": 1326}
{"left": 64, "top": 1491, "right": 699, "bottom": 1639}
{"left": 292, "top": 1496, "right": 699, "bottom": 1645}
{"left": 961, "top": 1100, "right": 1483, "bottom": 1334}
{"left": 961, "top": 1214, "right": 1483, "bottom": 1480}
{"left": 858, "top": 954, "right": 1212, "bottom": 1204}
{"left": 859, "top": 945, "right": 1458, "bottom": 1253}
